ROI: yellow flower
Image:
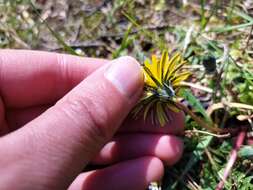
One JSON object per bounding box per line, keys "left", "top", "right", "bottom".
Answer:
{"left": 132, "top": 50, "right": 190, "bottom": 126}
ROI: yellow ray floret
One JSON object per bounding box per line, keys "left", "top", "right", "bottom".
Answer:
{"left": 132, "top": 50, "right": 191, "bottom": 126}
{"left": 143, "top": 51, "right": 190, "bottom": 90}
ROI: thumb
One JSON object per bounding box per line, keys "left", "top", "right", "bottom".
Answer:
{"left": 0, "top": 56, "right": 143, "bottom": 190}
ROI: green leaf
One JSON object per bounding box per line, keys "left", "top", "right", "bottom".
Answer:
{"left": 172, "top": 135, "right": 213, "bottom": 188}
{"left": 238, "top": 145, "right": 253, "bottom": 159}
{"left": 180, "top": 89, "right": 212, "bottom": 123}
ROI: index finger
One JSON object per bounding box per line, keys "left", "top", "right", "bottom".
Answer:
{"left": 0, "top": 50, "right": 108, "bottom": 108}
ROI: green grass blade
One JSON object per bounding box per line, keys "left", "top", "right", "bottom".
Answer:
{"left": 233, "top": 9, "right": 253, "bottom": 22}
{"left": 112, "top": 24, "right": 132, "bottom": 58}
{"left": 200, "top": 0, "right": 206, "bottom": 30}
{"left": 30, "top": 1, "right": 78, "bottom": 55}
{"left": 210, "top": 22, "right": 253, "bottom": 33}
{"left": 180, "top": 89, "right": 212, "bottom": 123}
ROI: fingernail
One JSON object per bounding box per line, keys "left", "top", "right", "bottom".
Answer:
{"left": 105, "top": 56, "right": 143, "bottom": 99}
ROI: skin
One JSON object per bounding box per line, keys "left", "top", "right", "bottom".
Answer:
{"left": 0, "top": 50, "right": 185, "bottom": 190}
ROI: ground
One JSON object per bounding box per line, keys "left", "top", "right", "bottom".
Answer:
{"left": 0, "top": 0, "right": 253, "bottom": 189}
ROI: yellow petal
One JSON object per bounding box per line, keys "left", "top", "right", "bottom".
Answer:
{"left": 143, "top": 99, "right": 156, "bottom": 121}
{"left": 156, "top": 102, "right": 168, "bottom": 126}
{"left": 159, "top": 50, "right": 168, "bottom": 81}
{"left": 164, "top": 52, "right": 181, "bottom": 81}
{"left": 143, "top": 60, "right": 154, "bottom": 87}
{"left": 172, "top": 72, "right": 191, "bottom": 87}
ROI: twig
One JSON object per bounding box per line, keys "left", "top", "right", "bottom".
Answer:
{"left": 186, "top": 174, "right": 202, "bottom": 190}
{"left": 183, "top": 25, "right": 194, "bottom": 54}
{"left": 185, "top": 129, "right": 230, "bottom": 138}
{"left": 237, "top": 114, "right": 253, "bottom": 121}
{"left": 180, "top": 81, "right": 213, "bottom": 93}
{"left": 207, "top": 102, "right": 253, "bottom": 116}
{"left": 205, "top": 148, "right": 219, "bottom": 171}
{"left": 215, "top": 131, "right": 246, "bottom": 190}
{"left": 51, "top": 41, "right": 107, "bottom": 51}
{"left": 244, "top": 24, "right": 253, "bottom": 51}
{"left": 0, "top": 27, "right": 30, "bottom": 49}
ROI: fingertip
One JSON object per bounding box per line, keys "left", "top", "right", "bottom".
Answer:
{"left": 145, "top": 156, "right": 164, "bottom": 183}
{"left": 155, "top": 136, "right": 184, "bottom": 165}
{"left": 92, "top": 141, "right": 117, "bottom": 164}
{"left": 104, "top": 56, "right": 144, "bottom": 102}
{"left": 69, "top": 157, "right": 164, "bottom": 190}
{"left": 92, "top": 134, "right": 183, "bottom": 166}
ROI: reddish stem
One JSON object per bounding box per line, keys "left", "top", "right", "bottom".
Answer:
{"left": 215, "top": 131, "right": 246, "bottom": 190}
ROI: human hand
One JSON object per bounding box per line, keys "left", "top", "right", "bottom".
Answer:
{"left": 0, "top": 50, "right": 184, "bottom": 190}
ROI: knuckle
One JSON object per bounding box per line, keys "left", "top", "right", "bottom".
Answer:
{"left": 61, "top": 94, "right": 111, "bottom": 140}
{"left": 56, "top": 53, "right": 67, "bottom": 67}
{"left": 56, "top": 54, "right": 69, "bottom": 82}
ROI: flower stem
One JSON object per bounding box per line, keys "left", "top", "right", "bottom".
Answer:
{"left": 175, "top": 101, "right": 224, "bottom": 133}
{"left": 175, "top": 101, "right": 249, "bottom": 135}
